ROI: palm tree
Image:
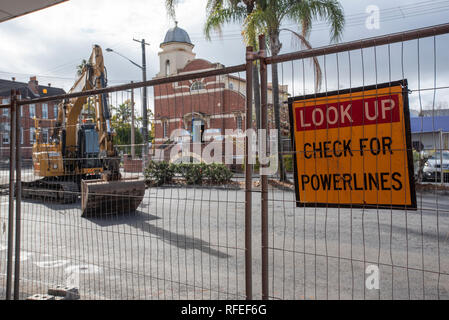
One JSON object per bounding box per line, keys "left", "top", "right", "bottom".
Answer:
{"left": 165, "top": 0, "right": 263, "bottom": 130}
{"left": 76, "top": 59, "right": 88, "bottom": 77}
{"left": 245, "top": 0, "right": 345, "bottom": 181}
{"left": 203, "top": 0, "right": 263, "bottom": 130}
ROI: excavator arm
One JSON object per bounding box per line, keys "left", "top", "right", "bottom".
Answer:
{"left": 61, "top": 45, "right": 115, "bottom": 166}
{"left": 33, "top": 45, "right": 145, "bottom": 217}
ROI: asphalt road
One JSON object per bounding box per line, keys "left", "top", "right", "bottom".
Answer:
{"left": 0, "top": 183, "right": 448, "bottom": 300}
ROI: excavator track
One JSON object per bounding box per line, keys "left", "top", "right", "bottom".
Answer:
{"left": 22, "top": 179, "right": 79, "bottom": 204}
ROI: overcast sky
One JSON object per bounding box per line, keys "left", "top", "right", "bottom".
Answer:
{"left": 1, "top": 0, "right": 449, "bottom": 113}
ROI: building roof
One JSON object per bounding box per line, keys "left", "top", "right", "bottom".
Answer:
{"left": 0, "top": 79, "right": 65, "bottom": 100}
{"left": 0, "top": 0, "right": 68, "bottom": 23}
{"left": 410, "top": 115, "right": 449, "bottom": 133}
{"left": 161, "top": 22, "right": 192, "bottom": 46}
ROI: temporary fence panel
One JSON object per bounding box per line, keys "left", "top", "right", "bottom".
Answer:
{"left": 0, "top": 101, "right": 11, "bottom": 300}
{"left": 3, "top": 64, "right": 252, "bottom": 300}
{"left": 261, "top": 25, "right": 449, "bottom": 300}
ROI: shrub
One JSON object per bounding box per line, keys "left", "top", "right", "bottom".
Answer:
{"left": 176, "top": 163, "right": 206, "bottom": 185}
{"left": 144, "top": 161, "right": 234, "bottom": 186}
{"left": 204, "top": 163, "right": 233, "bottom": 184}
{"left": 283, "top": 155, "right": 294, "bottom": 172}
{"left": 144, "top": 161, "right": 176, "bottom": 186}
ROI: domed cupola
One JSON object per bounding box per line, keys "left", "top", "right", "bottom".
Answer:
{"left": 162, "top": 21, "right": 193, "bottom": 46}
{"left": 156, "top": 22, "right": 196, "bottom": 78}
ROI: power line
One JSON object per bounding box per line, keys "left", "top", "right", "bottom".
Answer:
{"left": 0, "top": 70, "right": 139, "bottom": 84}
{"left": 187, "top": 0, "right": 449, "bottom": 41}
{"left": 5, "top": 0, "right": 448, "bottom": 83}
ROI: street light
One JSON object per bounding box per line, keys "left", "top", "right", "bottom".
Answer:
{"left": 105, "top": 48, "right": 143, "bottom": 70}
{"left": 105, "top": 43, "right": 149, "bottom": 166}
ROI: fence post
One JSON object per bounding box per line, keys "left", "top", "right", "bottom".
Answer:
{"left": 14, "top": 90, "right": 22, "bottom": 300}
{"left": 5, "top": 90, "right": 16, "bottom": 300}
{"left": 245, "top": 46, "right": 254, "bottom": 300}
{"left": 258, "top": 34, "right": 269, "bottom": 300}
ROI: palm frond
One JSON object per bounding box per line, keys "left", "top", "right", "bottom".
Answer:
{"left": 242, "top": 8, "right": 269, "bottom": 47}
{"left": 165, "top": 0, "right": 179, "bottom": 19}
{"left": 280, "top": 28, "right": 323, "bottom": 92}
{"left": 290, "top": 0, "right": 345, "bottom": 43}
{"left": 204, "top": 6, "right": 247, "bottom": 41}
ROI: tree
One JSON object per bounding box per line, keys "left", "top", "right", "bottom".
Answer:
{"left": 111, "top": 100, "right": 144, "bottom": 156}
{"left": 76, "top": 59, "right": 88, "bottom": 77}
{"left": 147, "top": 107, "right": 155, "bottom": 144}
{"left": 244, "top": 0, "right": 345, "bottom": 181}
{"left": 204, "top": 0, "right": 263, "bottom": 131}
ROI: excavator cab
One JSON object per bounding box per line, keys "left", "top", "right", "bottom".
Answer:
{"left": 77, "top": 123, "right": 102, "bottom": 172}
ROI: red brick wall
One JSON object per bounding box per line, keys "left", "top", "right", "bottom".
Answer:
{"left": 0, "top": 98, "right": 60, "bottom": 159}
{"left": 154, "top": 59, "right": 246, "bottom": 143}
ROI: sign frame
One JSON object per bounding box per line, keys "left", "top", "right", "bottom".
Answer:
{"left": 287, "top": 79, "right": 417, "bottom": 210}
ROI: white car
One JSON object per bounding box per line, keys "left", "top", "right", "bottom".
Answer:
{"left": 423, "top": 150, "right": 449, "bottom": 182}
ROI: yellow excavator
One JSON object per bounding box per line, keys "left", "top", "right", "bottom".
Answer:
{"left": 24, "top": 45, "right": 145, "bottom": 217}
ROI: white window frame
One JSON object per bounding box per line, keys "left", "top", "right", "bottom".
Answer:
{"left": 2, "top": 98, "right": 9, "bottom": 116}
{"left": 30, "top": 127, "right": 36, "bottom": 144}
{"left": 29, "top": 104, "right": 35, "bottom": 118}
{"left": 162, "top": 121, "right": 168, "bottom": 138}
{"left": 2, "top": 132, "right": 9, "bottom": 144}
{"left": 42, "top": 103, "right": 48, "bottom": 119}
{"left": 190, "top": 81, "right": 204, "bottom": 92}
{"left": 236, "top": 115, "right": 243, "bottom": 131}
{"left": 2, "top": 123, "right": 10, "bottom": 144}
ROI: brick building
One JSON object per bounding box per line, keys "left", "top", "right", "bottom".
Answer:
{"left": 0, "top": 76, "right": 65, "bottom": 159}
{"left": 152, "top": 23, "right": 290, "bottom": 163}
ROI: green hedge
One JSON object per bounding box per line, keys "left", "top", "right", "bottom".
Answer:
{"left": 144, "top": 161, "right": 233, "bottom": 186}
{"left": 204, "top": 163, "right": 234, "bottom": 184}
{"left": 176, "top": 163, "right": 206, "bottom": 185}
{"left": 144, "top": 161, "right": 176, "bottom": 186}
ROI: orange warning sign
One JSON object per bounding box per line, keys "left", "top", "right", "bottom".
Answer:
{"left": 288, "top": 80, "right": 416, "bottom": 209}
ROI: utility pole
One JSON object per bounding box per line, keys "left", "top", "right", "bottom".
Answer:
{"left": 133, "top": 38, "right": 150, "bottom": 167}
{"left": 130, "top": 81, "right": 135, "bottom": 159}
{"left": 440, "top": 130, "right": 444, "bottom": 186}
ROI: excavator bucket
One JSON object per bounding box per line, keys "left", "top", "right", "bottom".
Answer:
{"left": 81, "top": 178, "right": 146, "bottom": 217}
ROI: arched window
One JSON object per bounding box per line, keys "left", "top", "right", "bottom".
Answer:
{"left": 190, "top": 81, "right": 204, "bottom": 92}
{"left": 165, "top": 60, "right": 170, "bottom": 76}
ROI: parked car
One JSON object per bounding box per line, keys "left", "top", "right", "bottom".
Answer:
{"left": 422, "top": 150, "right": 449, "bottom": 182}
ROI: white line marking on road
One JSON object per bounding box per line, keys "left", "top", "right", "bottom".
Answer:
{"left": 35, "top": 260, "right": 70, "bottom": 268}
